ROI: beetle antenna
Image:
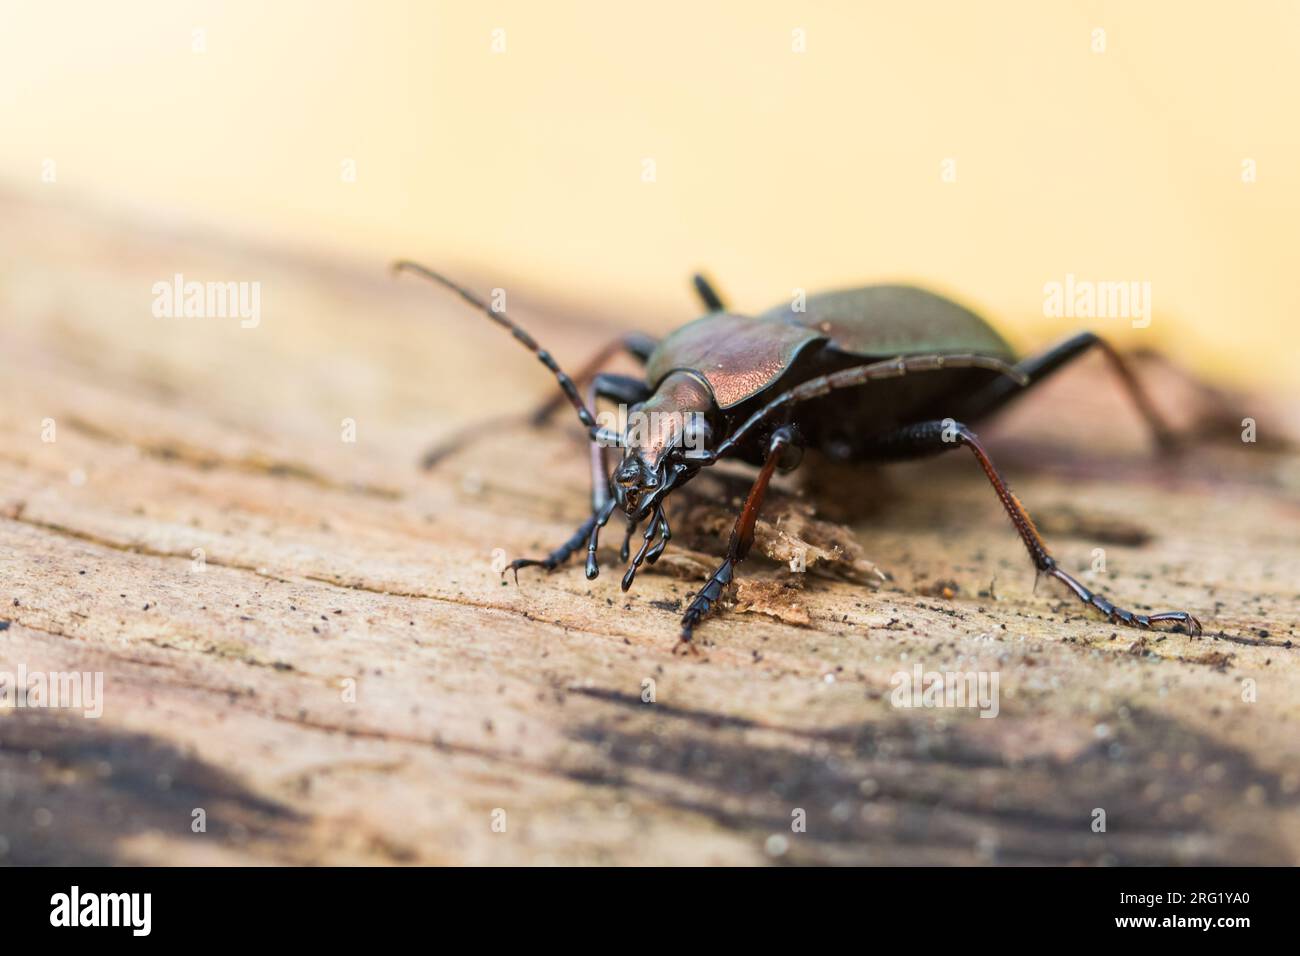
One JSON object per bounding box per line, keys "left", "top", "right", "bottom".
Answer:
{"left": 393, "top": 260, "right": 601, "bottom": 433}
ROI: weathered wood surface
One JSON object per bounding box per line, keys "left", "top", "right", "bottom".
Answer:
{"left": 2, "top": 190, "right": 1299, "bottom": 865}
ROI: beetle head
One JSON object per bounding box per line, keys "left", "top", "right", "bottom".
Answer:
{"left": 611, "top": 371, "right": 715, "bottom": 519}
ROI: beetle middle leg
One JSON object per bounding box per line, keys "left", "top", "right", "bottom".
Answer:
{"left": 419, "top": 332, "right": 657, "bottom": 469}
{"left": 525, "top": 332, "right": 657, "bottom": 428}
{"left": 861, "top": 419, "right": 1202, "bottom": 635}
{"left": 951, "top": 331, "right": 1179, "bottom": 450}
{"left": 679, "top": 426, "right": 799, "bottom": 645}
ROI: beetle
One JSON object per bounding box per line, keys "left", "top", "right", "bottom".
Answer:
{"left": 395, "top": 261, "right": 1201, "bottom": 645}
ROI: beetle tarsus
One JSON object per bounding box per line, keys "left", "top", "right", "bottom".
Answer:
{"left": 680, "top": 558, "right": 735, "bottom": 643}
{"left": 621, "top": 506, "right": 669, "bottom": 591}
{"left": 584, "top": 499, "right": 618, "bottom": 580}
{"left": 1045, "top": 562, "right": 1202, "bottom": 636}
{"left": 505, "top": 513, "right": 600, "bottom": 582}
{"left": 646, "top": 512, "right": 671, "bottom": 565}
{"left": 619, "top": 517, "right": 637, "bottom": 562}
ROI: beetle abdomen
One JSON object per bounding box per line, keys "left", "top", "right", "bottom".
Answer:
{"left": 762, "top": 285, "right": 1015, "bottom": 362}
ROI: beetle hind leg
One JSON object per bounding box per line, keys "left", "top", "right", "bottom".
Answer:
{"left": 1041, "top": 558, "right": 1201, "bottom": 633}
{"left": 691, "top": 272, "right": 728, "bottom": 313}
{"left": 953, "top": 331, "right": 1179, "bottom": 451}
{"left": 864, "top": 419, "right": 1201, "bottom": 635}
{"left": 679, "top": 559, "right": 736, "bottom": 645}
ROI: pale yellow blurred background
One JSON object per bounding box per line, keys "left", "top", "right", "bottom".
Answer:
{"left": 3, "top": 0, "right": 1297, "bottom": 389}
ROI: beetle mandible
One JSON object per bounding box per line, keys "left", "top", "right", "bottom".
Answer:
{"left": 395, "top": 261, "right": 1201, "bottom": 645}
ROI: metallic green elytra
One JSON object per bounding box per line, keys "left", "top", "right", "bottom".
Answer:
{"left": 647, "top": 285, "right": 1015, "bottom": 409}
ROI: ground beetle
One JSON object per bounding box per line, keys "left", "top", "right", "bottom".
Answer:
{"left": 395, "top": 261, "right": 1202, "bottom": 645}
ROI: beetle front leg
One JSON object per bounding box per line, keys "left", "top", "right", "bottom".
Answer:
{"left": 584, "top": 499, "right": 619, "bottom": 579}
{"left": 506, "top": 512, "right": 600, "bottom": 581}
{"left": 507, "top": 375, "right": 645, "bottom": 581}
{"left": 680, "top": 427, "right": 797, "bottom": 645}
{"left": 863, "top": 419, "right": 1202, "bottom": 635}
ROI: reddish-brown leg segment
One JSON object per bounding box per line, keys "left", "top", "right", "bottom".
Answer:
{"left": 679, "top": 427, "right": 796, "bottom": 643}
{"left": 867, "top": 419, "right": 1202, "bottom": 634}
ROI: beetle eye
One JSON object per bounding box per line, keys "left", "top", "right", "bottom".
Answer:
{"left": 614, "top": 460, "right": 639, "bottom": 486}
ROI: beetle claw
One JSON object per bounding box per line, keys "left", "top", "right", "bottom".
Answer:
{"left": 621, "top": 506, "right": 666, "bottom": 591}
{"left": 506, "top": 558, "right": 551, "bottom": 581}
{"left": 672, "top": 637, "right": 700, "bottom": 656}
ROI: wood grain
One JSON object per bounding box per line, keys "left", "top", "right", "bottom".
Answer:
{"left": 2, "top": 189, "right": 1298, "bottom": 865}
